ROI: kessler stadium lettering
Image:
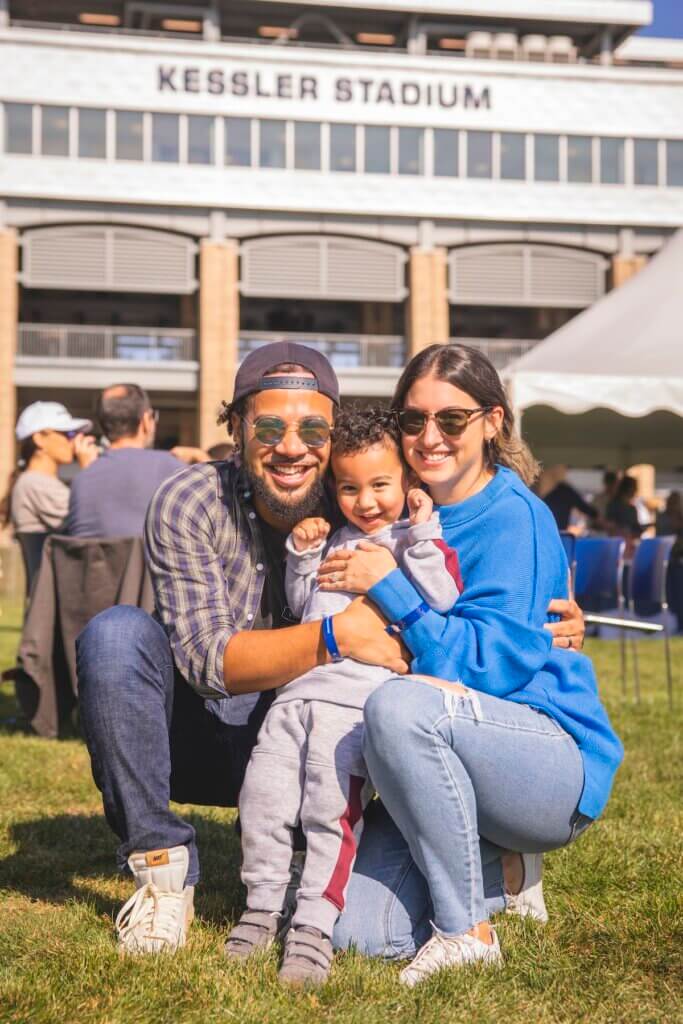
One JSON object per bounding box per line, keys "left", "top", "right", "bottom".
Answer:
{"left": 157, "top": 66, "right": 492, "bottom": 110}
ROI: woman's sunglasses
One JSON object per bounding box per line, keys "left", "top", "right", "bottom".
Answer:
{"left": 396, "top": 407, "right": 494, "bottom": 438}
{"left": 244, "top": 415, "right": 331, "bottom": 449}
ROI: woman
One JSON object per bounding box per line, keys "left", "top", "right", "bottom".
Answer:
{"left": 1, "top": 401, "right": 97, "bottom": 534}
{"left": 322, "top": 344, "right": 623, "bottom": 984}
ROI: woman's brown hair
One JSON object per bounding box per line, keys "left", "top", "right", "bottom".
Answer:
{"left": 391, "top": 343, "right": 540, "bottom": 487}
{"left": 0, "top": 437, "right": 37, "bottom": 528}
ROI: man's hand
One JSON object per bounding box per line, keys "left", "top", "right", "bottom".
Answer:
{"left": 334, "top": 597, "right": 409, "bottom": 675}
{"left": 318, "top": 542, "right": 397, "bottom": 594}
{"left": 407, "top": 488, "right": 433, "bottom": 526}
{"left": 170, "top": 445, "right": 210, "bottom": 464}
{"left": 545, "top": 598, "right": 585, "bottom": 650}
{"left": 292, "top": 517, "right": 331, "bottom": 552}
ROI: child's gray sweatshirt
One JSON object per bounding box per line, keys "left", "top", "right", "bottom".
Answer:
{"left": 275, "top": 513, "right": 461, "bottom": 710}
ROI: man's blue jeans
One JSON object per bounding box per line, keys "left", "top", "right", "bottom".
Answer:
{"left": 334, "top": 677, "right": 587, "bottom": 956}
{"left": 77, "top": 605, "right": 268, "bottom": 887}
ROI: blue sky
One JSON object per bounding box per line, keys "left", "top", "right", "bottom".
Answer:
{"left": 639, "top": 0, "right": 683, "bottom": 37}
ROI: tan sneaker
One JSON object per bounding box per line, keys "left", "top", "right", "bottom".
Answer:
{"left": 399, "top": 928, "right": 502, "bottom": 987}
{"left": 116, "top": 846, "right": 194, "bottom": 955}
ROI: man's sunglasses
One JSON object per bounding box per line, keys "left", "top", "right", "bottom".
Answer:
{"left": 396, "top": 407, "right": 494, "bottom": 438}
{"left": 244, "top": 415, "right": 331, "bottom": 449}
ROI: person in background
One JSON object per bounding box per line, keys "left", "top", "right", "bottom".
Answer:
{"left": 606, "top": 475, "right": 648, "bottom": 544}
{"left": 66, "top": 384, "right": 182, "bottom": 538}
{"left": 538, "top": 464, "right": 599, "bottom": 533}
{"left": 656, "top": 491, "right": 683, "bottom": 538}
{"left": 593, "top": 470, "right": 620, "bottom": 522}
{"left": 1, "top": 401, "right": 97, "bottom": 534}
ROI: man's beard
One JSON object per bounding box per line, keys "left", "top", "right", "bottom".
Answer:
{"left": 247, "top": 468, "right": 326, "bottom": 528}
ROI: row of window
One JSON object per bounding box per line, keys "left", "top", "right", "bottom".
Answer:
{"left": 4, "top": 102, "right": 683, "bottom": 187}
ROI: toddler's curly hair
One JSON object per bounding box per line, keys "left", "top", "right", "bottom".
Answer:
{"left": 331, "top": 404, "right": 400, "bottom": 457}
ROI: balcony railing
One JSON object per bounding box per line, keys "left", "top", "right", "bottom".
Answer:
{"left": 240, "top": 332, "right": 406, "bottom": 369}
{"left": 17, "top": 324, "right": 197, "bottom": 363}
{"left": 450, "top": 338, "right": 538, "bottom": 370}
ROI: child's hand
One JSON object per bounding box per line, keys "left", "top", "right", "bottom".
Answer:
{"left": 291, "top": 517, "right": 331, "bottom": 552}
{"left": 407, "top": 488, "right": 433, "bottom": 526}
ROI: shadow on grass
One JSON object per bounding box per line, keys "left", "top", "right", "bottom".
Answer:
{"left": 0, "top": 812, "right": 245, "bottom": 926}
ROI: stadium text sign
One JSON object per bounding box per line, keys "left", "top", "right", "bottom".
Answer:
{"left": 157, "top": 65, "right": 492, "bottom": 110}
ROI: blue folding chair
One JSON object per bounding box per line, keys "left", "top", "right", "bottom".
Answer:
{"left": 574, "top": 537, "right": 626, "bottom": 613}
{"left": 574, "top": 537, "right": 627, "bottom": 691}
{"left": 559, "top": 532, "right": 577, "bottom": 596}
{"left": 627, "top": 536, "right": 676, "bottom": 707}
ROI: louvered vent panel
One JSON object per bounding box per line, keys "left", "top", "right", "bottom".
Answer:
{"left": 22, "top": 226, "right": 197, "bottom": 293}
{"left": 529, "top": 249, "right": 604, "bottom": 306}
{"left": 449, "top": 244, "right": 606, "bottom": 307}
{"left": 241, "top": 236, "right": 406, "bottom": 300}
{"left": 450, "top": 247, "right": 525, "bottom": 304}
{"left": 326, "top": 239, "right": 406, "bottom": 301}
{"left": 25, "top": 228, "right": 108, "bottom": 289}
{"left": 242, "top": 237, "right": 322, "bottom": 297}
{"left": 112, "top": 230, "right": 195, "bottom": 293}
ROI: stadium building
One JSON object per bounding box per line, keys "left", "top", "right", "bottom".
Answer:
{"left": 0, "top": 0, "right": 682, "bottom": 486}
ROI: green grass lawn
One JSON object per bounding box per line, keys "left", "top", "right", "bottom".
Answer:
{"left": 0, "top": 604, "right": 681, "bottom": 1024}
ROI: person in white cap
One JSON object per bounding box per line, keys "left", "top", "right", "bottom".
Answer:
{"left": 1, "top": 401, "right": 98, "bottom": 535}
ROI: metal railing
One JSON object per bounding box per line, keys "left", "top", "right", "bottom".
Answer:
{"left": 240, "top": 331, "right": 406, "bottom": 368}
{"left": 450, "top": 338, "right": 538, "bottom": 370}
{"left": 18, "top": 324, "right": 197, "bottom": 363}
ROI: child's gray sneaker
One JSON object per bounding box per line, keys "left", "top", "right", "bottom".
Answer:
{"left": 278, "top": 926, "right": 334, "bottom": 988}
{"left": 224, "top": 910, "right": 282, "bottom": 959}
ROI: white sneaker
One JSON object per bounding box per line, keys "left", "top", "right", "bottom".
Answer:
{"left": 116, "top": 846, "right": 195, "bottom": 955}
{"left": 505, "top": 853, "right": 549, "bottom": 924}
{"left": 399, "top": 927, "right": 502, "bottom": 987}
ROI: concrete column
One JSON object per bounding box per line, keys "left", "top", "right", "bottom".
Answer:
{"left": 612, "top": 254, "right": 647, "bottom": 289}
{"left": 407, "top": 247, "right": 449, "bottom": 357}
{"left": 198, "top": 239, "right": 239, "bottom": 451}
{"left": 0, "top": 229, "right": 18, "bottom": 515}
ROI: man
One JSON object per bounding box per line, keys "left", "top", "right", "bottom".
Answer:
{"left": 66, "top": 383, "right": 182, "bottom": 538}
{"left": 76, "top": 343, "right": 584, "bottom": 955}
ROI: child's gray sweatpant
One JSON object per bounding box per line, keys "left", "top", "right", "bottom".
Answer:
{"left": 238, "top": 698, "right": 374, "bottom": 938}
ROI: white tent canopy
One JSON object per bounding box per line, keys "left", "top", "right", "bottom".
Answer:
{"left": 505, "top": 229, "right": 683, "bottom": 420}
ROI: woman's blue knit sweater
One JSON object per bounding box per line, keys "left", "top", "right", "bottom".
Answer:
{"left": 368, "top": 466, "right": 623, "bottom": 820}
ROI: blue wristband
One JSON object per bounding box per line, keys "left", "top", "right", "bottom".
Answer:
{"left": 385, "top": 601, "right": 430, "bottom": 635}
{"left": 322, "top": 615, "right": 344, "bottom": 663}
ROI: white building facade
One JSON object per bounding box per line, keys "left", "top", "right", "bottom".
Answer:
{"left": 0, "top": 0, "right": 681, "bottom": 479}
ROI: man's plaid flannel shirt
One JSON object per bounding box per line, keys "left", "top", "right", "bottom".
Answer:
{"left": 144, "top": 460, "right": 270, "bottom": 725}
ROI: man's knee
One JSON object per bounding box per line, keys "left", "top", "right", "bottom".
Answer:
{"left": 77, "top": 606, "right": 171, "bottom": 691}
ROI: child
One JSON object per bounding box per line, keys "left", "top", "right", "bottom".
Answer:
{"left": 225, "top": 407, "right": 463, "bottom": 987}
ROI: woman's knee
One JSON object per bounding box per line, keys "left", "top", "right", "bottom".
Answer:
{"left": 363, "top": 677, "right": 431, "bottom": 762}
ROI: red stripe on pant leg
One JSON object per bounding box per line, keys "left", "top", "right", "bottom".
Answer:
{"left": 322, "top": 774, "right": 364, "bottom": 912}
{"left": 435, "top": 539, "right": 464, "bottom": 594}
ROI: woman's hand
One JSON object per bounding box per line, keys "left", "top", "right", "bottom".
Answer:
{"left": 334, "top": 597, "right": 409, "bottom": 675}
{"left": 73, "top": 434, "right": 99, "bottom": 469}
{"left": 545, "top": 598, "right": 585, "bottom": 650}
{"left": 318, "top": 542, "right": 398, "bottom": 594}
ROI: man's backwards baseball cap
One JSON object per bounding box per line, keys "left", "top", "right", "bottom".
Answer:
{"left": 15, "top": 402, "right": 92, "bottom": 442}
{"left": 232, "top": 342, "right": 340, "bottom": 407}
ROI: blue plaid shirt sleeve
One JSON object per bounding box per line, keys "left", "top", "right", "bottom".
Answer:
{"left": 145, "top": 464, "right": 238, "bottom": 699}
